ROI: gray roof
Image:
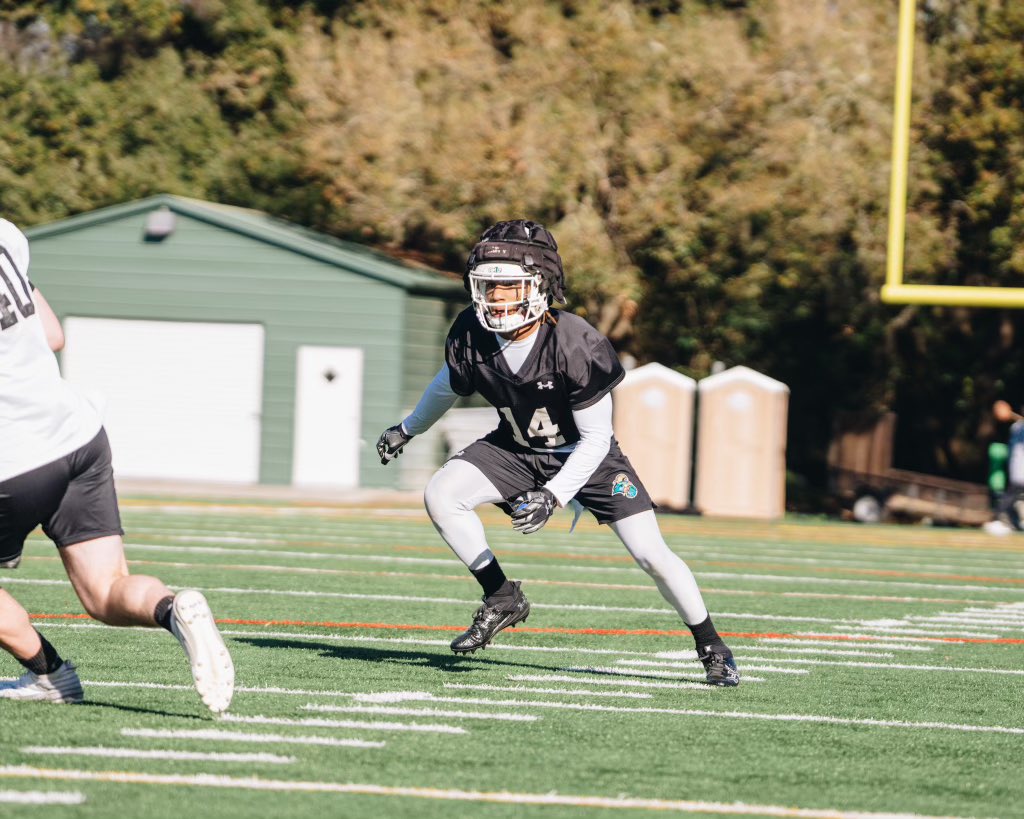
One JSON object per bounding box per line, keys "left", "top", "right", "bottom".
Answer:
{"left": 25, "top": 194, "right": 465, "bottom": 298}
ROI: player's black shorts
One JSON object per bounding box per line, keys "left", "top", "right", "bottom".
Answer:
{"left": 0, "top": 428, "right": 124, "bottom": 569}
{"left": 450, "top": 433, "right": 655, "bottom": 525}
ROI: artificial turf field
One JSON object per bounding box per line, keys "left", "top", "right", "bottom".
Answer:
{"left": 1, "top": 497, "right": 1023, "bottom": 819}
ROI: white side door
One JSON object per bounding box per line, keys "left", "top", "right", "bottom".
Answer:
{"left": 292, "top": 346, "right": 363, "bottom": 488}
{"left": 61, "top": 318, "right": 265, "bottom": 483}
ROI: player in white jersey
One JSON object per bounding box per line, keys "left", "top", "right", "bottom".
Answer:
{"left": 377, "top": 220, "right": 738, "bottom": 686}
{"left": 0, "top": 218, "right": 234, "bottom": 712}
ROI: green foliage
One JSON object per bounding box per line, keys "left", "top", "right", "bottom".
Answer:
{"left": 2, "top": 0, "right": 1023, "bottom": 499}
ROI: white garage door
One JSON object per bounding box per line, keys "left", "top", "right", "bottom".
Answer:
{"left": 61, "top": 318, "right": 265, "bottom": 483}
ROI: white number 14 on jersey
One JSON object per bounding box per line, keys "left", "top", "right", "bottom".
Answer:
{"left": 499, "top": 407, "right": 567, "bottom": 448}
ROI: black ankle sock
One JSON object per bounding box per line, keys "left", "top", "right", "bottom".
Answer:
{"left": 20, "top": 631, "right": 64, "bottom": 675}
{"left": 688, "top": 615, "right": 723, "bottom": 652}
{"left": 154, "top": 594, "right": 175, "bottom": 633}
{"left": 471, "top": 559, "right": 508, "bottom": 598}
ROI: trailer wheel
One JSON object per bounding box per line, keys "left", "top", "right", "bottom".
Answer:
{"left": 852, "top": 494, "right": 883, "bottom": 523}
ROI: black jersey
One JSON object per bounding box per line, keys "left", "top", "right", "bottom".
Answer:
{"left": 445, "top": 308, "right": 625, "bottom": 452}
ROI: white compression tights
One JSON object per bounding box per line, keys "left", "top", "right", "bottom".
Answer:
{"left": 423, "top": 459, "right": 709, "bottom": 625}
{"left": 608, "top": 512, "right": 709, "bottom": 626}
{"left": 423, "top": 459, "right": 505, "bottom": 572}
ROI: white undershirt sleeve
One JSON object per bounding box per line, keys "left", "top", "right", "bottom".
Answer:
{"left": 543, "top": 393, "right": 614, "bottom": 507}
{"left": 401, "top": 365, "right": 460, "bottom": 436}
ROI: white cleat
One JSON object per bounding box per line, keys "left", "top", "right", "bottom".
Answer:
{"left": 170, "top": 590, "right": 235, "bottom": 715}
{"left": 0, "top": 661, "right": 84, "bottom": 704}
{"left": 983, "top": 519, "right": 1015, "bottom": 536}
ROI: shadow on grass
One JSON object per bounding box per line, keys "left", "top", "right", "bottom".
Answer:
{"left": 230, "top": 636, "right": 573, "bottom": 676}
{"left": 78, "top": 700, "right": 202, "bottom": 719}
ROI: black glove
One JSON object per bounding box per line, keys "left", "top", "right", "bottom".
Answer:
{"left": 510, "top": 487, "right": 558, "bottom": 534}
{"left": 376, "top": 424, "right": 413, "bottom": 465}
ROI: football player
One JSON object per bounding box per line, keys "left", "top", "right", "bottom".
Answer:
{"left": 377, "top": 220, "right": 739, "bottom": 686}
{"left": 0, "top": 218, "right": 234, "bottom": 711}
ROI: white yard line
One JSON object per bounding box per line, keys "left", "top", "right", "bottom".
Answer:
{"left": 696, "top": 656, "right": 1024, "bottom": 676}
{"left": 18, "top": 623, "right": 654, "bottom": 658}
{"left": 219, "top": 714, "right": 466, "bottom": 735}
{"left": 0, "top": 766, "right": 979, "bottom": 819}
{"left": 509, "top": 674, "right": 715, "bottom": 691}
{"left": 124, "top": 542, "right": 461, "bottom": 567}
{"left": 120, "top": 520, "right": 1022, "bottom": 576}
{"left": 120, "top": 542, "right": 650, "bottom": 575}
{"left": 759, "top": 637, "right": 933, "bottom": 651}
{"left": 14, "top": 617, "right": 958, "bottom": 656}
{"left": 115, "top": 542, "right": 1024, "bottom": 590}
{"left": 696, "top": 571, "right": 1024, "bottom": 594}
{"left": 442, "top": 682, "right": 653, "bottom": 699}
{"left": 303, "top": 703, "right": 539, "bottom": 721}
{"left": 833, "top": 625, "right": 1000, "bottom": 638}
{"left": 121, "top": 729, "right": 383, "bottom": 749}
{"left": 259, "top": 631, "right": 650, "bottom": 656}
{"left": 660, "top": 647, "right": 895, "bottom": 658}
{"left": 906, "top": 616, "right": 1024, "bottom": 630}
{"left": 568, "top": 665, "right": 768, "bottom": 682}
{"left": 131, "top": 529, "right": 628, "bottom": 557}
{"left": 9, "top": 573, "right": 1014, "bottom": 626}
{"left": 0, "top": 578, "right": 68, "bottom": 587}
{"left": 29, "top": 621, "right": 994, "bottom": 651}
{"left": 10, "top": 570, "right": 1009, "bottom": 605}
{"left": 773, "top": 592, "right": 997, "bottom": 604}
{"left": 614, "top": 661, "right": 807, "bottom": 676}
{"left": 678, "top": 548, "right": 1024, "bottom": 576}
{"left": 49, "top": 581, "right": 882, "bottom": 624}
{"left": 20, "top": 746, "right": 294, "bottom": 764}
{"left": 346, "top": 691, "right": 1024, "bottom": 735}
{"left": 790, "top": 631, "right": 1004, "bottom": 645}
{"left": 219, "top": 588, "right": 472, "bottom": 605}
{"left": 919, "top": 610, "right": 1024, "bottom": 620}
{"left": 0, "top": 676, "right": 428, "bottom": 701}
{"left": 625, "top": 656, "right": 1024, "bottom": 676}
{"left": 0, "top": 790, "right": 84, "bottom": 805}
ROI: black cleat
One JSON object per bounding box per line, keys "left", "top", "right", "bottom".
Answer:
{"left": 451, "top": 581, "right": 531, "bottom": 654}
{"left": 698, "top": 643, "right": 740, "bottom": 687}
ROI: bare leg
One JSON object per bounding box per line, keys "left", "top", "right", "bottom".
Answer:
{"left": 59, "top": 534, "right": 234, "bottom": 712}
{"left": 0, "top": 588, "right": 44, "bottom": 659}
{"left": 58, "top": 535, "right": 170, "bottom": 626}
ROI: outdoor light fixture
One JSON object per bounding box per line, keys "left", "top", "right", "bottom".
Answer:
{"left": 144, "top": 206, "right": 176, "bottom": 242}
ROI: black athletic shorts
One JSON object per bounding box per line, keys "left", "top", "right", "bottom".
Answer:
{"left": 0, "top": 428, "right": 124, "bottom": 568}
{"left": 450, "top": 433, "right": 655, "bottom": 525}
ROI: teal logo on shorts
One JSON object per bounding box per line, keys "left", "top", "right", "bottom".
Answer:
{"left": 612, "top": 472, "right": 638, "bottom": 499}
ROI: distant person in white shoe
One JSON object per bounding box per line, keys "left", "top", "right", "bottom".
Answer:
{"left": 984, "top": 400, "right": 1024, "bottom": 536}
{"left": 0, "top": 218, "right": 234, "bottom": 713}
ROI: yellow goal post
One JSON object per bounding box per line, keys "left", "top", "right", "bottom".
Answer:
{"left": 882, "top": 0, "right": 1024, "bottom": 307}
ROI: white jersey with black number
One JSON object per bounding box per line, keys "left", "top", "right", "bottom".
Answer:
{"left": 0, "top": 218, "right": 101, "bottom": 481}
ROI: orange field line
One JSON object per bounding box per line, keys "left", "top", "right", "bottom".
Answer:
{"left": 27, "top": 613, "right": 1024, "bottom": 645}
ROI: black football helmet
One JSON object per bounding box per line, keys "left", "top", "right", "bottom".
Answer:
{"left": 464, "top": 220, "right": 566, "bottom": 333}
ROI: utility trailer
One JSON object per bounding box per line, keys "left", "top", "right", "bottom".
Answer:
{"left": 828, "top": 413, "right": 991, "bottom": 526}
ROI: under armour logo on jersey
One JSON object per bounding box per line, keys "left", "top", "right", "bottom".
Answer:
{"left": 537, "top": 380, "right": 554, "bottom": 390}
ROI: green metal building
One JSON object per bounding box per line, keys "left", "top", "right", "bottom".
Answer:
{"left": 24, "top": 194, "right": 467, "bottom": 491}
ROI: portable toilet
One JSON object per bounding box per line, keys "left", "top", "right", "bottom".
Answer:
{"left": 613, "top": 363, "right": 696, "bottom": 511}
{"left": 694, "top": 366, "right": 788, "bottom": 519}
